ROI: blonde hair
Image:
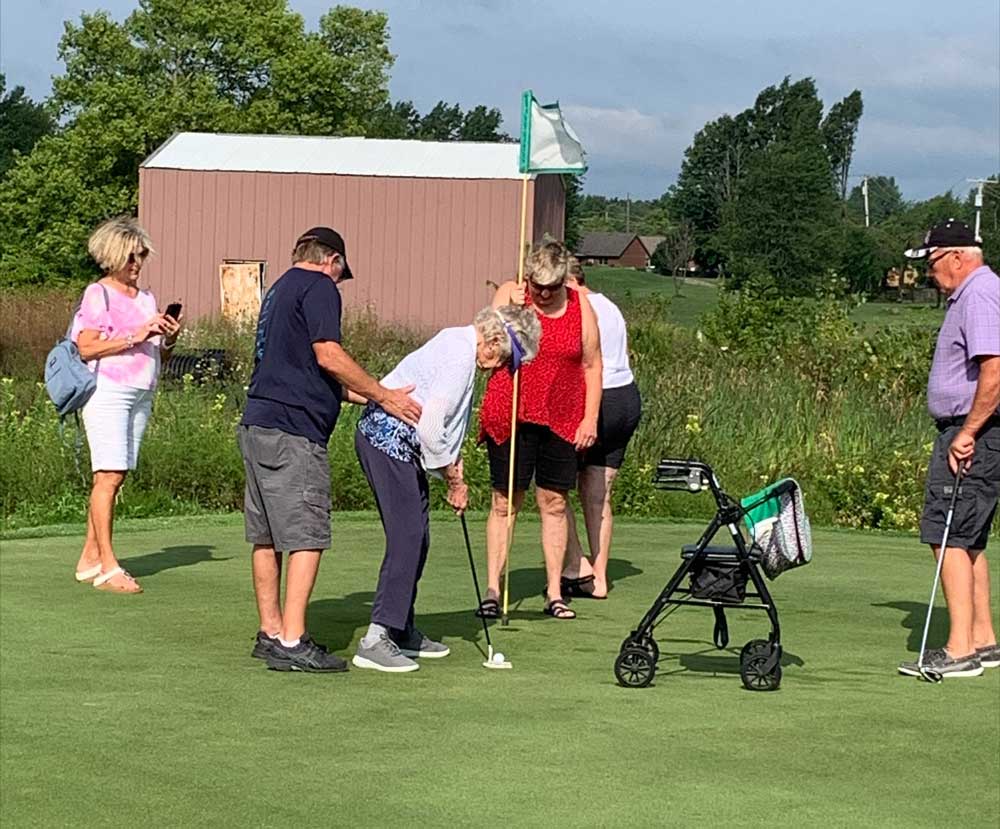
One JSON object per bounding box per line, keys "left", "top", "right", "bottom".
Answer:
{"left": 473, "top": 304, "right": 541, "bottom": 365}
{"left": 88, "top": 216, "right": 155, "bottom": 273}
{"left": 524, "top": 241, "right": 569, "bottom": 287}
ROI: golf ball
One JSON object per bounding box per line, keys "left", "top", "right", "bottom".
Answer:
{"left": 493, "top": 652, "right": 506, "bottom": 664}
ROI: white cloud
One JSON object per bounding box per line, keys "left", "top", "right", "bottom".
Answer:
{"left": 858, "top": 117, "right": 1000, "bottom": 160}
{"left": 805, "top": 34, "right": 999, "bottom": 93}
{"left": 561, "top": 103, "right": 715, "bottom": 168}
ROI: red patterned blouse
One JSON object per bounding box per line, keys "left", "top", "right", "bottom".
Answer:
{"left": 479, "top": 289, "right": 585, "bottom": 445}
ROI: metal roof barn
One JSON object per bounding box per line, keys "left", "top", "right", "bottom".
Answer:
{"left": 138, "top": 132, "right": 566, "bottom": 331}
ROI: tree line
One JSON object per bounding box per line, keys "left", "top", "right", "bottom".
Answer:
{"left": 0, "top": 0, "right": 510, "bottom": 287}
{"left": 0, "top": 2, "right": 995, "bottom": 296}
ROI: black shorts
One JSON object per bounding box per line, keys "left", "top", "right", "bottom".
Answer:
{"left": 486, "top": 423, "right": 578, "bottom": 492}
{"left": 919, "top": 422, "right": 1000, "bottom": 550}
{"left": 582, "top": 382, "right": 642, "bottom": 469}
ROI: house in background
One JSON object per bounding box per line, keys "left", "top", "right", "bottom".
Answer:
{"left": 639, "top": 235, "right": 667, "bottom": 261}
{"left": 575, "top": 231, "right": 649, "bottom": 268}
{"left": 139, "top": 132, "right": 565, "bottom": 329}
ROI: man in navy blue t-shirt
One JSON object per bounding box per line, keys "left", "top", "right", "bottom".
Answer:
{"left": 237, "top": 227, "right": 421, "bottom": 673}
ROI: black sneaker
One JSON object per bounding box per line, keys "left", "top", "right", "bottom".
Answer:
{"left": 251, "top": 631, "right": 280, "bottom": 660}
{"left": 266, "top": 638, "right": 348, "bottom": 673}
{"left": 898, "top": 648, "right": 983, "bottom": 679}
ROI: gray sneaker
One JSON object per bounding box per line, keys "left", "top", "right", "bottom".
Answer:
{"left": 391, "top": 627, "right": 450, "bottom": 659}
{"left": 352, "top": 633, "right": 420, "bottom": 673}
{"left": 898, "top": 648, "right": 984, "bottom": 679}
{"left": 976, "top": 644, "right": 1000, "bottom": 669}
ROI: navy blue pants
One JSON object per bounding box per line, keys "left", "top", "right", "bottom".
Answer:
{"left": 354, "top": 430, "right": 430, "bottom": 631}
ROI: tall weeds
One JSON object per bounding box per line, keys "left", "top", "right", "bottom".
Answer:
{"left": 0, "top": 292, "right": 960, "bottom": 534}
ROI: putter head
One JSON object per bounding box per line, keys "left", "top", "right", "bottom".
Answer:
{"left": 483, "top": 645, "right": 512, "bottom": 670}
{"left": 919, "top": 667, "right": 943, "bottom": 684}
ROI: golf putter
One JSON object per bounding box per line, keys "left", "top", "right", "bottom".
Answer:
{"left": 915, "top": 462, "right": 966, "bottom": 683}
{"left": 461, "top": 514, "right": 512, "bottom": 670}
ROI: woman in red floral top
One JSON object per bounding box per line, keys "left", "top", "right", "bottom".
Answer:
{"left": 477, "top": 242, "right": 602, "bottom": 619}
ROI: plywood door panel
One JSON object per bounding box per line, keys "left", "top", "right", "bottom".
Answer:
{"left": 220, "top": 262, "right": 264, "bottom": 322}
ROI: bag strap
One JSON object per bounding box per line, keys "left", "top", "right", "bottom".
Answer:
{"left": 67, "top": 282, "right": 112, "bottom": 373}
{"left": 65, "top": 282, "right": 111, "bottom": 336}
{"left": 94, "top": 283, "right": 110, "bottom": 378}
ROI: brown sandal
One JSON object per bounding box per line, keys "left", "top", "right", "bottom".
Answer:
{"left": 93, "top": 567, "right": 143, "bottom": 594}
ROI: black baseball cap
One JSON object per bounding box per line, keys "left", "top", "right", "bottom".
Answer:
{"left": 904, "top": 218, "right": 981, "bottom": 259}
{"left": 296, "top": 226, "right": 354, "bottom": 280}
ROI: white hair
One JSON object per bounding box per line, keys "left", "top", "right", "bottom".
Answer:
{"left": 473, "top": 305, "right": 541, "bottom": 364}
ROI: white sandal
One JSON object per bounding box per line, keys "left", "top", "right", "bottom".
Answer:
{"left": 93, "top": 566, "right": 142, "bottom": 594}
{"left": 75, "top": 563, "right": 102, "bottom": 583}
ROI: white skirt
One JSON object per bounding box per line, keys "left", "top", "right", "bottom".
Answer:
{"left": 81, "top": 381, "right": 155, "bottom": 472}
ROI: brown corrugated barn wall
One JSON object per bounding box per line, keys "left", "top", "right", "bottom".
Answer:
{"left": 138, "top": 169, "right": 565, "bottom": 331}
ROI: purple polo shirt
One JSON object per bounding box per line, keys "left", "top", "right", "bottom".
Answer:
{"left": 927, "top": 265, "right": 1000, "bottom": 419}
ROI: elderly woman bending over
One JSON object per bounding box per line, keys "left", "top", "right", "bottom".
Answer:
{"left": 71, "top": 217, "right": 182, "bottom": 594}
{"left": 351, "top": 305, "right": 541, "bottom": 673}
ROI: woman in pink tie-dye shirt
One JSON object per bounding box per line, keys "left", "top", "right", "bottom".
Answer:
{"left": 70, "top": 217, "right": 183, "bottom": 594}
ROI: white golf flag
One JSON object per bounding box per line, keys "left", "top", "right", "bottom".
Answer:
{"left": 518, "top": 91, "right": 587, "bottom": 175}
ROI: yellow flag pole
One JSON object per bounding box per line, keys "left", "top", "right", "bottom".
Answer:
{"left": 501, "top": 172, "right": 531, "bottom": 626}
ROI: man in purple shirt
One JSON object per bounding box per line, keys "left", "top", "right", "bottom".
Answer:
{"left": 899, "top": 219, "right": 1000, "bottom": 679}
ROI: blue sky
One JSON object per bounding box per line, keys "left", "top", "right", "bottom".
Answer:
{"left": 2, "top": 0, "right": 998, "bottom": 200}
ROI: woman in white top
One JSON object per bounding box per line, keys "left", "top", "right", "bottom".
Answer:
{"left": 350, "top": 305, "right": 540, "bottom": 673}
{"left": 561, "top": 258, "right": 642, "bottom": 599}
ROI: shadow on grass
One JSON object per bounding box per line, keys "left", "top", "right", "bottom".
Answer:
{"left": 122, "top": 545, "right": 229, "bottom": 578}
{"left": 653, "top": 644, "right": 804, "bottom": 679}
{"left": 307, "top": 558, "right": 645, "bottom": 658}
{"left": 506, "top": 557, "right": 644, "bottom": 604}
{"left": 309, "top": 591, "right": 532, "bottom": 658}
{"left": 872, "top": 601, "right": 948, "bottom": 654}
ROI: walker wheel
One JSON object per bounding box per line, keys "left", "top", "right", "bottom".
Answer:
{"left": 622, "top": 634, "right": 660, "bottom": 663}
{"left": 739, "top": 646, "right": 782, "bottom": 692}
{"left": 615, "top": 646, "right": 656, "bottom": 688}
{"left": 640, "top": 636, "right": 660, "bottom": 663}
{"left": 740, "top": 639, "right": 771, "bottom": 662}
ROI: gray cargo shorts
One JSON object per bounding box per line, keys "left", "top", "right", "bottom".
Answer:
{"left": 920, "top": 423, "right": 1000, "bottom": 551}
{"left": 237, "top": 424, "right": 331, "bottom": 552}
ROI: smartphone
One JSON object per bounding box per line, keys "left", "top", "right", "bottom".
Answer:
{"left": 165, "top": 302, "right": 182, "bottom": 321}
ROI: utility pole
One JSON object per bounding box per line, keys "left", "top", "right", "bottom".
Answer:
{"left": 861, "top": 175, "right": 870, "bottom": 228}
{"left": 967, "top": 178, "right": 999, "bottom": 241}
{"left": 625, "top": 193, "right": 631, "bottom": 233}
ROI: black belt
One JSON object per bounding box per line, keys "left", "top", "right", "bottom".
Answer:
{"left": 935, "top": 414, "right": 1000, "bottom": 433}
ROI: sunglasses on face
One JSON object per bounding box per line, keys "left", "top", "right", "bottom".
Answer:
{"left": 127, "top": 249, "right": 149, "bottom": 266}
{"left": 528, "top": 278, "right": 564, "bottom": 293}
{"left": 926, "top": 249, "right": 957, "bottom": 271}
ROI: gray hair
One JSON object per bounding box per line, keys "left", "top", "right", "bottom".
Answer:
{"left": 473, "top": 304, "right": 541, "bottom": 365}
{"left": 291, "top": 239, "right": 336, "bottom": 266}
{"left": 524, "top": 241, "right": 569, "bottom": 287}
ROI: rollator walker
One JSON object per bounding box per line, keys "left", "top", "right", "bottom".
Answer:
{"left": 614, "top": 458, "right": 812, "bottom": 692}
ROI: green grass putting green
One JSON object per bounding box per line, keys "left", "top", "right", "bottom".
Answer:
{"left": 2, "top": 514, "right": 998, "bottom": 827}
